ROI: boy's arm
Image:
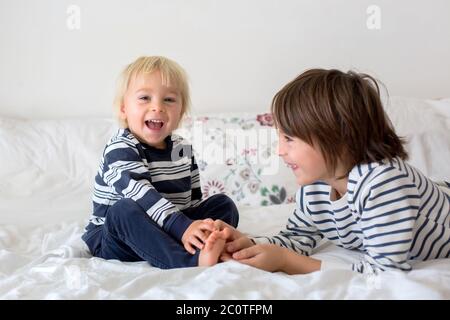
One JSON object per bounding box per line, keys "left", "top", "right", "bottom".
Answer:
{"left": 253, "top": 188, "right": 324, "bottom": 256}
{"left": 102, "top": 139, "right": 193, "bottom": 241}
{"left": 232, "top": 243, "right": 322, "bottom": 274}
{"left": 280, "top": 247, "right": 322, "bottom": 274}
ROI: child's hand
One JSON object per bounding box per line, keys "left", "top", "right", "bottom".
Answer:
{"left": 231, "top": 244, "right": 286, "bottom": 272}
{"left": 213, "top": 219, "right": 242, "bottom": 240}
{"left": 181, "top": 219, "right": 215, "bottom": 254}
{"left": 213, "top": 219, "right": 255, "bottom": 256}
{"left": 219, "top": 236, "right": 254, "bottom": 262}
{"left": 225, "top": 236, "right": 255, "bottom": 254}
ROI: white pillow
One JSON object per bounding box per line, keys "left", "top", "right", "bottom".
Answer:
{"left": 0, "top": 117, "right": 116, "bottom": 198}
{"left": 385, "top": 97, "right": 450, "bottom": 182}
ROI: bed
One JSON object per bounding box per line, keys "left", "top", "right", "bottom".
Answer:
{"left": 1, "top": 96, "right": 449, "bottom": 299}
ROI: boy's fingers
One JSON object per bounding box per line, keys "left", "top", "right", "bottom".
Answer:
{"left": 226, "top": 240, "right": 239, "bottom": 253}
{"left": 213, "top": 219, "right": 230, "bottom": 231}
{"left": 203, "top": 218, "right": 214, "bottom": 225}
{"left": 191, "top": 236, "right": 204, "bottom": 251}
{"left": 229, "top": 229, "right": 243, "bottom": 241}
{"left": 185, "top": 237, "right": 202, "bottom": 254}
{"left": 226, "top": 237, "right": 248, "bottom": 253}
{"left": 184, "top": 243, "right": 195, "bottom": 255}
{"left": 197, "top": 228, "right": 215, "bottom": 243}
{"left": 201, "top": 221, "right": 215, "bottom": 232}
{"left": 213, "top": 220, "right": 222, "bottom": 229}
{"left": 195, "top": 229, "right": 207, "bottom": 243}
{"left": 219, "top": 227, "right": 232, "bottom": 240}
{"left": 233, "top": 246, "right": 258, "bottom": 260}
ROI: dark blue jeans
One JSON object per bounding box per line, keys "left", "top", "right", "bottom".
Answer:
{"left": 85, "top": 194, "right": 239, "bottom": 269}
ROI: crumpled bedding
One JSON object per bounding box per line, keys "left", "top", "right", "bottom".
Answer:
{"left": 1, "top": 204, "right": 449, "bottom": 299}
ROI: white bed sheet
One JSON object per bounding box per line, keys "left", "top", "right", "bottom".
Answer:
{"left": 1, "top": 197, "right": 449, "bottom": 299}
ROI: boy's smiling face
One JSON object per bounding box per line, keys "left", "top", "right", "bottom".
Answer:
{"left": 120, "top": 70, "right": 183, "bottom": 149}
{"left": 277, "top": 130, "right": 329, "bottom": 186}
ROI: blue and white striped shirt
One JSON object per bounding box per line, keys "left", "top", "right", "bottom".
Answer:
{"left": 254, "top": 158, "right": 450, "bottom": 274}
{"left": 83, "top": 128, "right": 202, "bottom": 241}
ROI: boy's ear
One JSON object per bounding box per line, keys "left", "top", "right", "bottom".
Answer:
{"left": 119, "top": 104, "right": 127, "bottom": 120}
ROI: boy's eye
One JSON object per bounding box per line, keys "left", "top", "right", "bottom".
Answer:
{"left": 139, "top": 96, "right": 150, "bottom": 101}
{"left": 164, "top": 97, "right": 176, "bottom": 103}
{"left": 284, "top": 135, "right": 293, "bottom": 142}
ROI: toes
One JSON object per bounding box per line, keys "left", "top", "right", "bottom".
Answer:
{"left": 204, "top": 230, "right": 219, "bottom": 249}
{"left": 221, "top": 227, "right": 232, "bottom": 239}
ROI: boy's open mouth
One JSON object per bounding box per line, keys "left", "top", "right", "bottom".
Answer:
{"left": 286, "top": 163, "right": 298, "bottom": 170}
{"left": 145, "top": 119, "right": 164, "bottom": 130}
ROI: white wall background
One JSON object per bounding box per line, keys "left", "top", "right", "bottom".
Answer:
{"left": 1, "top": 0, "right": 449, "bottom": 119}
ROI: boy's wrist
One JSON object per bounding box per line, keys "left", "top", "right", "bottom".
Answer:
{"left": 280, "top": 249, "right": 322, "bottom": 274}
{"left": 279, "top": 247, "right": 291, "bottom": 273}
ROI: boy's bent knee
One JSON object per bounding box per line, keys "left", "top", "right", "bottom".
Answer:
{"left": 105, "top": 198, "right": 145, "bottom": 227}
{"left": 208, "top": 193, "right": 234, "bottom": 206}
{"left": 211, "top": 194, "right": 239, "bottom": 227}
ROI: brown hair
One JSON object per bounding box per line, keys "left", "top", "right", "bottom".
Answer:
{"left": 271, "top": 69, "right": 408, "bottom": 176}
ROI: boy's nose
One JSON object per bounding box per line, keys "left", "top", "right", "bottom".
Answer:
{"left": 151, "top": 102, "right": 165, "bottom": 113}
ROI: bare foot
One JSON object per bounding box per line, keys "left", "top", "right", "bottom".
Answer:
{"left": 198, "top": 228, "right": 231, "bottom": 266}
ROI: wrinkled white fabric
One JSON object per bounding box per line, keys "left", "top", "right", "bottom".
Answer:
{"left": 0, "top": 204, "right": 449, "bottom": 299}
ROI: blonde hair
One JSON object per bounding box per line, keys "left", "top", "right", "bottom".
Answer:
{"left": 113, "top": 56, "right": 191, "bottom": 128}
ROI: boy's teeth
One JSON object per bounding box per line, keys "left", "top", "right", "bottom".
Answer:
{"left": 146, "top": 119, "right": 164, "bottom": 129}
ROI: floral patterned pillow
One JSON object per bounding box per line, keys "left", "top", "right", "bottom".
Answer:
{"left": 176, "top": 113, "right": 298, "bottom": 207}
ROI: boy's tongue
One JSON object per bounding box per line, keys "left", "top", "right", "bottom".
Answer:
{"left": 146, "top": 121, "right": 163, "bottom": 130}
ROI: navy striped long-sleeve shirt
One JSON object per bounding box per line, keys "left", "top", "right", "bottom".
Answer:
{"left": 83, "top": 128, "right": 202, "bottom": 241}
{"left": 253, "top": 158, "right": 450, "bottom": 274}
